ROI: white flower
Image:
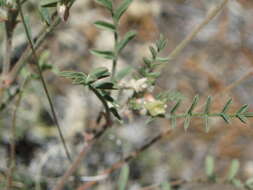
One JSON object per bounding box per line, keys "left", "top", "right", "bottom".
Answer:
{"left": 128, "top": 78, "right": 148, "bottom": 93}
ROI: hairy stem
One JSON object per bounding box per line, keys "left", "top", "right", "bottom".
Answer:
{"left": 16, "top": 0, "right": 72, "bottom": 162}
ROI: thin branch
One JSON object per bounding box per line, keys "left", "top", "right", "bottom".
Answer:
{"left": 76, "top": 130, "right": 172, "bottom": 190}
{"left": 5, "top": 77, "right": 29, "bottom": 190}
{"left": 158, "top": 0, "right": 229, "bottom": 72}
{"left": 0, "top": 7, "right": 19, "bottom": 104}
{"left": 52, "top": 140, "right": 92, "bottom": 190}
{"left": 89, "top": 85, "right": 112, "bottom": 125}
{"left": 0, "top": 87, "right": 20, "bottom": 112}
{"left": 111, "top": 10, "right": 119, "bottom": 79}
{"left": 52, "top": 84, "right": 113, "bottom": 190}
{"left": 2, "top": 8, "right": 18, "bottom": 76}
{"left": 5, "top": 0, "right": 75, "bottom": 87}
{"left": 16, "top": 0, "right": 72, "bottom": 162}
{"left": 8, "top": 17, "right": 61, "bottom": 84}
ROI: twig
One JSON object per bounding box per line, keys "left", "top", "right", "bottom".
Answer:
{"left": 52, "top": 140, "right": 93, "bottom": 190}
{"left": 5, "top": 77, "right": 29, "bottom": 190}
{"left": 111, "top": 10, "right": 119, "bottom": 79}
{"left": 52, "top": 87, "right": 113, "bottom": 190}
{"left": 158, "top": 0, "right": 229, "bottom": 72}
{"left": 5, "top": 0, "right": 75, "bottom": 87}
{"left": 89, "top": 85, "right": 112, "bottom": 126}
{"left": 76, "top": 130, "right": 172, "bottom": 190}
{"left": 2, "top": 9, "right": 18, "bottom": 74}
{"left": 0, "top": 87, "right": 20, "bottom": 112}
{"left": 0, "top": 7, "right": 19, "bottom": 104}
{"left": 16, "top": 0, "right": 72, "bottom": 162}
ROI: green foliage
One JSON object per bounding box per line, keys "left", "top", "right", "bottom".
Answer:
{"left": 245, "top": 177, "right": 253, "bottom": 190}
{"left": 164, "top": 96, "right": 253, "bottom": 131}
{"left": 227, "top": 159, "right": 240, "bottom": 182}
{"left": 205, "top": 155, "right": 216, "bottom": 181}
{"left": 160, "top": 181, "right": 172, "bottom": 190}
{"left": 39, "top": 6, "right": 51, "bottom": 25}
{"left": 139, "top": 35, "right": 169, "bottom": 84}
{"left": 23, "top": 16, "right": 34, "bottom": 45}
{"left": 94, "top": 20, "right": 116, "bottom": 32}
{"left": 3, "top": 0, "right": 253, "bottom": 189}
{"left": 116, "top": 30, "right": 137, "bottom": 53}
{"left": 60, "top": 67, "right": 121, "bottom": 120}
{"left": 95, "top": 0, "right": 113, "bottom": 11}
{"left": 118, "top": 164, "right": 130, "bottom": 190}
{"left": 90, "top": 49, "right": 115, "bottom": 60}
{"left": 40, "top": 0, "right": 59, "bottom": 7}
{"left": 113, "top": 0, "right": 133, "bottom": 23}
{"left": 115, "top": 66, "right": 133, "bottom": 81}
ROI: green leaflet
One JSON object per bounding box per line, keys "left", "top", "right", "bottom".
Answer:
{"left": 40, "top": 0, "right": 59, "bottom": 7}
{"left": 113, "top": 0, "right": 133, "bottom": 22}
{"left": 90, "top": 49, "right": 114, "bottom": 60}
{"left": 116, "top": 31, "right": 137, "bottom": 53}
{"left": 94, "top": 20, "right": 116, "bottom": 32}
{"left": 95, "top": 0, "right": 113, "bottom": 11}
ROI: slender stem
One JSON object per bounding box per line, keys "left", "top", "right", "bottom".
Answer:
{"left": 1, "top": 8, "right": 19, "bottom": 103}
{"left": 112, "top": 31, "right": 119, "bottom": 78}
{"left": 0, "top": 88, "right": 20, "bottom": 112}
{"left": 52, "top": 141, "right": 92, "bottom": 190}
{"left": 3, "top": 22, "right": 12, "bottom": 75}
{"left": 8, "top": 17, "right": 61, "bottom": 84}
{"left": 89, "top": 85, "right": 111, "bottom": 124}
{"left": 158, "top": 0, "right": 229, "bottom": 71}
{"left": 2, "top": 8, "right": 18, "bottom": 75}
{"left": 5, "top": 0, "right": 75, "bottom": 87}
{"left": 52, "top": 85, "right": 112, "bottom": 190}
{"left": 111, "top": 9, "right": 119, "bottom": 80}
{"left": 5, "top": 77, "right": 29, "bottom": 190}
{"left": 167, "top": 112, "right": 253, "bottom": 119}
{"left": 76, "top": 130, "right": 172, "bottom": 190}
{"left": 16, "top": 0, "right": 72, "bottom": 162}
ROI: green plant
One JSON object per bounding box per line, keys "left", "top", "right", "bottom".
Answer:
{"left": 1, "top": 0, "right": 252, "bottom": 190}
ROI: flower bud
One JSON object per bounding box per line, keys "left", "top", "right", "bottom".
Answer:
{"left": 57, "top": 3, "right": 69, "bottom": 22}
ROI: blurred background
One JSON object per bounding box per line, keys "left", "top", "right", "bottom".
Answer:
{"left": 1, "top": 0, "right": 253, "bottom": 189}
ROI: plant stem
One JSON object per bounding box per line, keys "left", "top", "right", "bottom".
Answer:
{"left": 5, "top": 0, "right": 75, "bottom": 87}
{"left": 5, "top": 77, "right": 29, "bottom": 190}
{"left": 158, "top": 0, "right": 229, "bottom": 71}
{"left": 0, "top": 88, "right": 20, "bottom": 112}
{"left": 16, "top": 0, "right": 72, "bottom": 162}
{"left": 167, "top": 112, "right": 253, "bottom": 119}
{"left": 89, "top": 85, "right": 111, "bottom": 125}
{"left": 111, "top": 8, "right": 119, "bottom": 80}
{"left": 0, "top": 8, "right": 19, "bottom": 104}
{"left": 52, "top": 141, "right": 92, "bottom": 190}
{"left": 76, "top": 130, "right": 172, "bottom": 190}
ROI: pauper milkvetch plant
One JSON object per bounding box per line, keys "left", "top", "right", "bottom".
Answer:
{"left": 60, "top": 0, "right": 253, "bottom": 133}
